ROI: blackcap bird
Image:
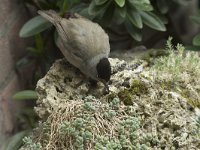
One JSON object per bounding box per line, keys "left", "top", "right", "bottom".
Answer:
{"left": 38, "top": 10, "right": 111, "bottom": 92}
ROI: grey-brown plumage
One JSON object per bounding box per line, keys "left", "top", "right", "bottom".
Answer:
{"left": 38, "top": 10, "right": 111, "bottom": 92}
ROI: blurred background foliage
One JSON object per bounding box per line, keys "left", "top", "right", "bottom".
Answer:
{"left": 6, "top": 0, "right": 200, "bottom": 149}
{"left": 19, "top": 0, "right": 192, "bottom": 44}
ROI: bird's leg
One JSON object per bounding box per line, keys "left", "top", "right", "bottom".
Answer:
{"left": 100, "top": 79, "right": 109, "bottom": 94}
{"left": 88, "top": 79, "right": 98, "bottom": 87}
{"left": 86, "top": 79, "right": 98, "bottom": 94}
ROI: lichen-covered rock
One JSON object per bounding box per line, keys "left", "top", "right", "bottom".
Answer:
{"left": 22, "top": 42, "right": 200, "bottom": 150}
{"left": 34, "top": 58, "right": 143, "bottom": 118}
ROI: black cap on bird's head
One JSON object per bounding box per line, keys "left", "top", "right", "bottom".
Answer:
{"left": 96, "top": 58, "right": 111, "bottom": 82}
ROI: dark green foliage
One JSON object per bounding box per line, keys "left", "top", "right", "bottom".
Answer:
{"left": 19, "top": 16, "right": 52, "bottom": 38}
{"left": 12, "top": 90, "right": 38, "bottom": 100}
{"left": 20, "top": 0, "right": 191, "bottom": 42}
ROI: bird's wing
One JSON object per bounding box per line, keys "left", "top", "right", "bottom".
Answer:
{"left": 59, "top": 18, "right": 110, "bottom": 62}
{"left": 38, "top": 10, "right": 110, "bottom": 63}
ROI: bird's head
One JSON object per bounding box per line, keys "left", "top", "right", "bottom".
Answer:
{"left": 96, "top": 58, "right": 111, "bottom": 92}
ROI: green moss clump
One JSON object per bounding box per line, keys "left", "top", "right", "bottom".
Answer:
{"left": 107, "top": 92, "right": 118, "bottom": 102}
{"left": 118, "top": 89, "right": 133, "bottom": 105}
{"left": 114, "top": 80, "right": 148, "bottom": 105}
{"left": 188, "top": 99, "right": 200, "bottom": 108}
{"left": 180, "top": 89, "right": 200, "bottom": 108}
{"left": 159, "top": 80, "right": 175, "bottom": 90}
{"left": 197, "top": 89, "right": 200, "bottom": 95}
{"left": 130, "top": 79, "right": 148, "bottom": 95}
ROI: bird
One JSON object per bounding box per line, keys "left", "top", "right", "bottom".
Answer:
{"left": 38, "top": 10, "right": 111, "bottom": 93}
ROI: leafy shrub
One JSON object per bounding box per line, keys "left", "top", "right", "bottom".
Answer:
{"left": 20, "top": 0, "right": 190, "bottom": 42}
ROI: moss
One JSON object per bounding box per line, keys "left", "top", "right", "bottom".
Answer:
{"left": 196, "top": 88, "right": 200, "bottom": 95}
{"left": 118, "top": 89, "right": 133, "bottom": 105}
{"left": 159, "top": 81, "right": 175, "bottom": 91}
{"left": 180, "top": 89, "right": 200, "bottom": 108}
{"left": 130, "top": 79, "right": 148, "bottom": 95}
{"left": 107, "top": 92, "right": 118, "bottom": 102}
{"left": 116, "top": 80, "right": 149, "bottom": 105}
{"left": 188, "top": 99, "right": 200, "bottom": 108}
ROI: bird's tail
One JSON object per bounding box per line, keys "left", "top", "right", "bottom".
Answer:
{"left": 38, "top": 10, "right": 62, "bottom": 25}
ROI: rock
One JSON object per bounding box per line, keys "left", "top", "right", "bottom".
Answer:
{"left": 22, "top": 47, "right": 200, "bottom": 149}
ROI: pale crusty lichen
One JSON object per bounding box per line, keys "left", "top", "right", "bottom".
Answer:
{"left": 21, "top": 40, "right": 200, "bottom": 150}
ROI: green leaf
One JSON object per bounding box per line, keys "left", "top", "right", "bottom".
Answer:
{"left": 102, "top": 2, "right": 115, "bottom": 26}
{"left": 114, "top": 6, "right": 126, "bottom": 24}
{"left": 190, "top": 16, "right": 200, "bottom": 25}
{"left": 58, "top": 0, "right": 80, "bottom": 11}
{"left": 12, "top": 90, "right": 38, "bottom": 100}
{"left": 140, "top": 11, "right": 166, "bottom": 31}
{"left": 35, "top": 34, "right": 44, "bottom": 54}
{"left": 156, "top": 14, "right": 168, "bottom": 24}
{"left": 116, "top": 6, "right": 126, "bottom": 18}
{"left": 115, "top": 0, "right": 125, "bottom": 7}
{"left": 193, "top": 33, "right": 200, "bottom": 46}
{"left": 157, "top": 0, "right": 169, "bottom": 14}
{"left": 70, "top": 3, "right": 95, "bottom": 19}
{"left": 127, "top": 9, "right": 143, "bottom": 28}
{"left": 19, "top": 16, "right": 52, "bottom": 38}
{"left": 125, "top": 20, "right": 142, "bottom": 41}
{"left": 128, "top": 0, "right": 153, "bottom": 11}
{"left": 62, "top": 0, "right": 70, "bottom": 12}
{"left": 78, "top": 6, "right": 96, "bottom": 20}
{"left": 95, "top": 0, "right": 108, "bottom": 5}
{"left": 88, "top": 0, "right": 103, "bottom": 15}
{"left": 88, "top": 0, "right": 111, "bottom": 15}
{"left": 4, "top": 130, "right": 30, "bottom": 150}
